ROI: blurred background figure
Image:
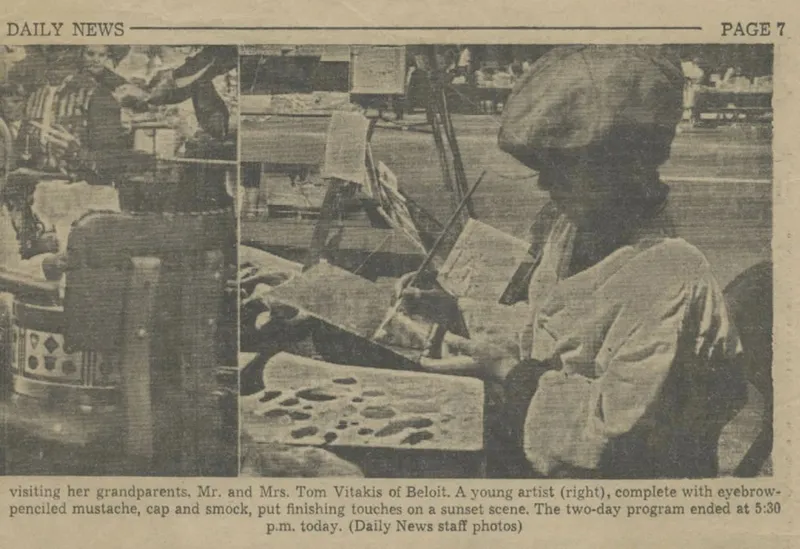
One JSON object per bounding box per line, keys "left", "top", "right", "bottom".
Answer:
{"left": 681, "top": 56, "right": 706, "bottom": 125}
{"left": 456, "top": 45, "right": 473, "bottom": 77}
{"left": 0, "top": 82, "right": 27, "bottom": 266}
{"left": 15, "top": 46, "right": 130, "bottom": 185}
{"left": 80, "top": 44, "right": 129, "bottom": 93}
{"left": 146, "top": 46, "right": 238, "bottom": 140}
{"left": 0, "top": 46, "right": 27, "bottom": 85}
{"left": 0, "top": 82, "right": 24, "bottom": 144}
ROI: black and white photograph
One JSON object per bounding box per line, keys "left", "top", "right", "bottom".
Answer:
{"left": 238, "top": 44, "right": 773, "bottom": 479}
{"left": 0, "top": 45, "right": 239, "bottom": 476}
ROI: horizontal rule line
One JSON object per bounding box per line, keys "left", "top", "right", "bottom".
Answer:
{"left": 128, "top": 25, "right": 704, "bottom": 31}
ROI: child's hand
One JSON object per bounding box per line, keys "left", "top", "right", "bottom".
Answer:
{"left": 393, "top": 269, "right": 446, "bottom": 302}
{"left": 393, "top": 270, "right": 460, "bottom": 328}
{"left": 420, "top": 332, "right": 517, "bottom": 380}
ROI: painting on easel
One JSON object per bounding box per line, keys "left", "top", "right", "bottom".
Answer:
{"left": 374, "top": 161, "right": 426, "bottom": 253}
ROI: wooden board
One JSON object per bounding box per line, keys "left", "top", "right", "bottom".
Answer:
{"left": 240, "top": 93, "right": 353, "bottom": 116}
{"left": 350, "top": 47, "right": 407, "bottom": 95}
{"left": 240, "top": 45, "right": 350, "bottom": 59}
{"left": 263, "top": 262, "right": 422, "bottom": 368}
{"left": 320, "top": 111, "right": 370, "bottom": 185}
{"left": 240, "top": 246, "right": 303, "bottom": 275}
{"left": 265, "top": 261, "right": 390, "bottom": 338}
{"left": 437, "top": 218, "right": 532, "bottom": 303}
{"left": 242, "top": 352, "right": 483, "bottom": 452}
{"left": 240, "top": 116, "right": 328, "bottom": 165}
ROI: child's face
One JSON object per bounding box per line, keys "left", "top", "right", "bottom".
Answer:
{"left": 83, "top": 46, "right": 109, "bottom": 75}
{"left": 540, "top": 163, "right": 616, "bottom": 228}
{"left": 537, "top": 152, "right": 636, "bottom": 230}
{"left": 0, "top": 94, "right": 24, "bottom": 122}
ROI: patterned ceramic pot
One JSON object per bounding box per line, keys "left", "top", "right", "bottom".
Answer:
{"left": 8, "top": 298, "right": 121, "bottom": 444}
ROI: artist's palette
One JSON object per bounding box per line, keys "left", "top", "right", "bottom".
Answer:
{"left": 242, "top": 352, "right": 484, "bottom": 452}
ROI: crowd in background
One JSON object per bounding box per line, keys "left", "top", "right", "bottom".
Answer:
{"left": 237, "top": 44, "right": 773, "bottom": 120}
{"left": 0, "top": 46, "right": 238, "bottom": 155}
{"left": 402, "top": 45, "right": 774, "bottom": 116}
{"left": 0, "top": 45, "right": 239, "bottom": 278}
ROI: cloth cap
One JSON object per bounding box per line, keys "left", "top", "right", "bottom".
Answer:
{"left": 498, "top": 45, "right": 684, "bottom": 169}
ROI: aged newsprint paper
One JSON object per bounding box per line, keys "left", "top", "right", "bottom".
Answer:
{"left": 0, "top": 0, "right": 797, "bottom": 547}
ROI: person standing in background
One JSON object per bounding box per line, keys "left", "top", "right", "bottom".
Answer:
{"left": 241, "top": 162, "right": 262, "bottom": 218}
{"left": 522, "top": 57, "right": 534, "bottom": 73}
{"left": 143, "top": 46, "right": 238, "bottom": 212}
{"left": 80, "top": 44, "right": 129, "bottom": 93}
{"left": 0, "top": 83, "right": 28, "bottom": 264}
{"left": 681, "top": 56, "right": 706, "bottom": 125}
{"left": 456, "top": 45, "right": 473, "bottom": 77}
{"left": 146, "top": 46, "right": 238, "bottom": 140}
{"left": 0, "top": 83, "right": 24, "bottom": 169}
{"left": 0, "top": 47, "right": 27, "bottom": 86}
{"left": 5, "top": 46, "right": 50, "bottom": 96}
{"left": 16, "top": 46, "right": 132, "bottom": 184}
{"left": 6, "top": 46, "right": 134, "bottom": 266}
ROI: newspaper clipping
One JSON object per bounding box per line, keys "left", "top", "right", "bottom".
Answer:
{"left": 0, "top": 3, "right": 795, "bottom": 548}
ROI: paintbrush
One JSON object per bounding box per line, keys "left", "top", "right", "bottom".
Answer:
{"left": 406, "top": 169, "right": 486, "bottom": 289}
{"left": 371, "top": 170, "right": 486, "bottom": 353}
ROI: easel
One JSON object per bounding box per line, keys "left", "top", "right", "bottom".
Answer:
{"left": 303, "top": 47, "right": 476, "bottom": 273}
{"left": 303, "top": 116, "right": 379, "bottom": 271}
{"left": 424, "top": 45, "right": 475, "bottom": 220}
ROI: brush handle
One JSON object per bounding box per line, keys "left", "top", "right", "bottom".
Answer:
{"left": 409, "top": 170, "right": 486, "bottom": 288}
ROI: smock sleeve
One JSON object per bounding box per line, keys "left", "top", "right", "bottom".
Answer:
{"left": 520, "top": 255, "right": 744, "bottom": 476}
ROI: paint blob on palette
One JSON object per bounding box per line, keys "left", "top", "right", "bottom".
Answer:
{"left": 241, "top": 352, "right": 484, "bottom": 452}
